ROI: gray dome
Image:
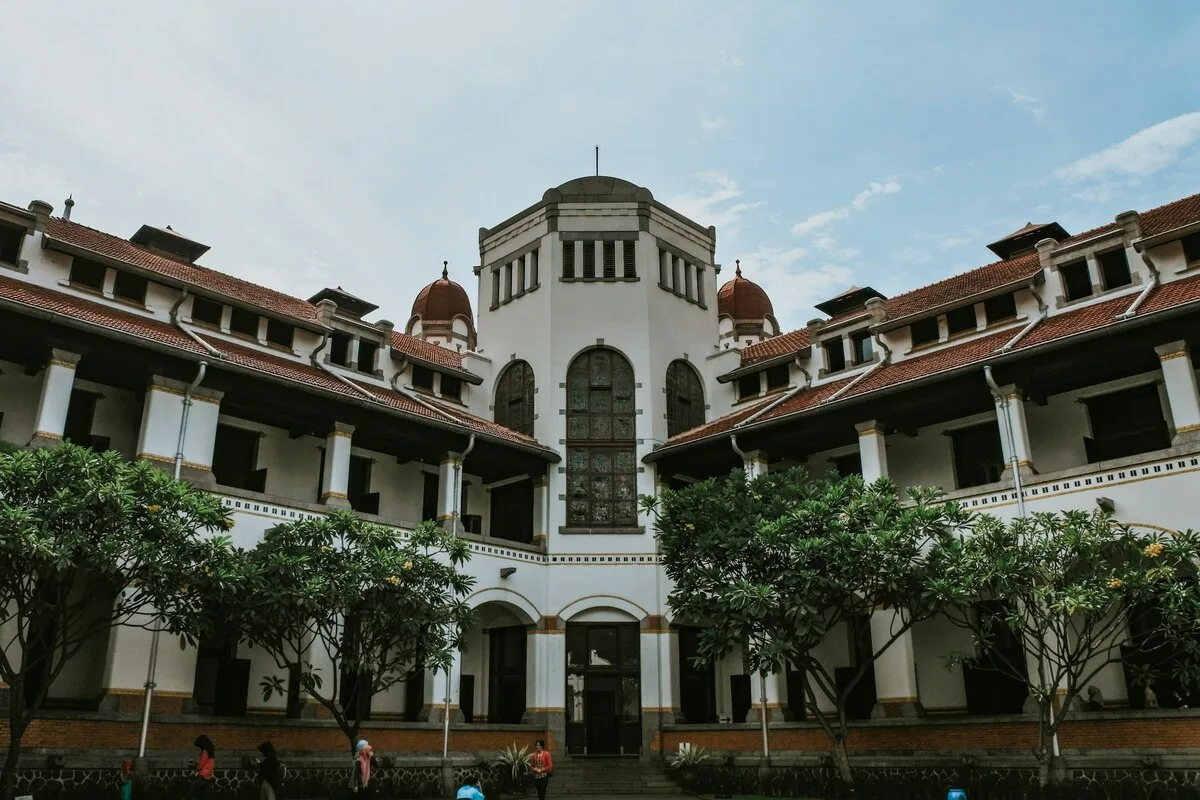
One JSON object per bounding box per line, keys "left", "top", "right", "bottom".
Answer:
{"left": 543, "top": 176, "right": 653, "bottom": 203}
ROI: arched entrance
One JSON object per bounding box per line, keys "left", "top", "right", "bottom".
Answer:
{"left": 563, "top": 606, "right": 642, "bottom": 755}
{"left": 461, "top": 591, "right": 539, "bottom": 724}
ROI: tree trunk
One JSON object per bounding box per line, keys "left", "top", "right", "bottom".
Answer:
{"left": 832, "top": 736, "right": 854, "bottom": 790}
{"left": 2, "top": 695, "right": 26, "bottom": 800}
{"left": 1047, "top": 750, "right": 1069, "bottom": 786}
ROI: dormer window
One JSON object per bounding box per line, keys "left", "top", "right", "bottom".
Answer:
{"left": 441, "top": 375, "right": 463, "bottom": 402}
{"left": 112, "top": 271, "right": 148, "bottom": 305}
{"left": 192, "top": 297, "right": 224, "bottom": 327}
{"left": 1183, "top": 232, "right": 1200, "bottom": 265}
{"left": 357, "top": 340, "right": 379, "bottom": 373}
{"left": 265, "top": 318, "right": 294, "bottom": 349}
{"left": 983, "top": 293, "right": 1017, "bottom": 325}
{"left": 946, "top": 305, "right": 978, "bottom": 337}
{"left": 412, "top": 365, "right": 435, "bottom": 392}
{"left": 1097, "top": 248, "right": 1132, "bottom": 290}
{"left": 910, "top": 317, "right": 939, "bottom": 347}
{"left": 0, "top": 222, "right": 24, "bottom": 266}
{"left": 737, "top": 373, "right": 761, "bottom": 401}
{"left": 329, "top": 332, "right": 352, "bottom": 366}
{"left": 69, "top": 258, "right": 107, "bottom": 292}
{"left": 851, "top": 331, "right": 873, "bottom": 364}
{"left": 765, "top": 363, "right": 790, "bottom": 391}
{"left": 230, "top": 307, "right": 260, "bottom": 338}
{"left": 823, "top": 339, "right": 846, "bottom": 373}
{"left": 1060, "top": 259, "right": 1093, "bottom": 301}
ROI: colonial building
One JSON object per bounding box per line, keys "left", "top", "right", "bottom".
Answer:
{"left": 2, "top": 177, "right": 1200, "bottom": 778}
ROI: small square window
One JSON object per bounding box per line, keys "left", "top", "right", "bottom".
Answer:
{"left": 1182, "top": 232, "right": 1200, "bottom": 265}
{"left": 1097, "top": 249, "right": 1132, "bottom": 290}
{"left": 265, "top": 318, "right": 294, "bottom": 349}
{"left": 823, "top": 339, "right": 846, "bottom": 373}
{"left": 1060, "top": 259, "right": 1093, "bottom": 301}
{"left": 563, "top": 243, "right": 576, "bottom": 279}
{"left": 910, "top": 317, "right": 939, "bottom": 347}
{"left": 357, "top": 340, "right": 379, "bottom": 373}
{"left": 603, "top": 241, "right": 616, "bottom": 279}
{"left": 413, "top": 365, "right": 435, "bottom": 391}
{"left": 622, "top": 241, "right": 636, "bottom": 278}
{"left": 851, "top": 331, "right": 873, "bottom": 364}
{"left": 0, "top": 222, "right": 24, "bottom": 265}
{"left": 737, "top": 373, "right": 761, "bottom": 400}
{"left": 229, "top": 307, "right": 260, "bottom": 338}
{"left": 765, "top": 364, "right": 790, "bottom": 390}
{"left": 191, "top": 297, "right": 224, "bottom": 326}
{"left": 583, "top": 242, "right": 596, "bottom": 279}
{"left": 112, "top": 271, "right": 148, "bottom": 304}
{"left": 329, "top": 332, "right": 352, "bottom": 366}
{"left": 69, "top": 258, "right": 107, "bottom": 291}
{"left": 441, "top": 375, "right": 462, "bottom": 401}
{"left": 946, "top": 305, "right": 978, "bottom": 336}
{"left": 983, "top": 293, "right": 1017, "bottom": 324}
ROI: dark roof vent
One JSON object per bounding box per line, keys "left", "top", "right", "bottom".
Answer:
{"left": 814, "top": 285, "right": 886, "bottom": 317}
{"left": 307, "top": 286, "right": 379, "bottom": 318}
{"left": 986, "top": 222, "right": 1070, "bottom": 261}
{"left": 129, "top": 224, "right": 210, "bottom": 263}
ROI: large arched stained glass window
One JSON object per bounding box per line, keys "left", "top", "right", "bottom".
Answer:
{"left": 494, "top": 360, "right": 535, "bottom": 436}
{"left": 665, "top": 360, "right": 705, "bottom": 437}
{"left": 565, "top": 348, "right": 637, "bottom": 529}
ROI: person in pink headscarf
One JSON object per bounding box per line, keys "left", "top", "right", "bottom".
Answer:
{"left": 351, "top": 739, "right": 375, "bottom": 796}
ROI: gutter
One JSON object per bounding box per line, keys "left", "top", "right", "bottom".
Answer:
{"left": 995, "top": 281, "right": 1047, "bottom": 354}
{"left": 733, "top": 357, "right": 812, "bottom": 429}
{"left": 875, "top": 271, "right": 1044, "bottom": 333}
{"left": 1117, "top": 246, "right": 1160, "bottom": 320}
{"left": 169, "top": 291, "right": 224, "bottom": 358}
{"left": 389, "top": 367, "right": 463, "bottom": 425}
{"left": 820, "top": 331, "right": 891, "bottom": 405}
{"left": 717, "top": 347, "right": 811, "bottom": 384}
{"left": 0, "top": 296, "right": 558, "bottom": 461}
{"left": 644, "top": 295, "right": 1200, "bottom": 463}
{"left": 309, "top": 333, "right": 382, "bottom": 402}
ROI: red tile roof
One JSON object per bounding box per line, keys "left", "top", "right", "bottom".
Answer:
{"left": 43, "top": 218, "right": 323, "bottom": 326}
{"left": 389, "top": 331, "right": 465, "bottom": 369}
{"left": 739, "top": 329, "right": 811, "bottom": 366}
{"left": 1140, "top": 191, "right": 1200, "bottom": 237}
{"left": 0, "top": 277, "right": 550, "bottom": 454}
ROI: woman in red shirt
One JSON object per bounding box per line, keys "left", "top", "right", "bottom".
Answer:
{"left": 528, "top": 739, "right": 553, "bottom": 800}
{"left": 191, "top": 735, "right": 215, "bottom": 799}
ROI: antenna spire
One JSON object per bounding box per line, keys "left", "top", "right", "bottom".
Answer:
{"left": 735, "top": 259, "right": 742, "bottom": 277}
{"left": 442, "top": 260, "right": 449, "bottom": 279}
{"left": 595, "top": 146, "right": 599, "bottom": 177}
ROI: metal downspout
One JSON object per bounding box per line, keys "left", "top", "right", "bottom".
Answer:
{"left": 820, "top": 331, "right": 892, "bottom": 406}
{"left": 996, "top": 283, "right": 1047, "bottom": 354}
{"left": 1117, "top": 247, "right": 1160, "bottom": 319}
{"left": 443, "top": 433, "right": 475, "bottom": 761}
{"left": 137, "top": 359, "right": 207, "bottom": 761}
{"left": 729, "top": 436, "right": 770, "bottom": 758}
{"left": 734, "top": 357, "right": 813, "bottom": 429}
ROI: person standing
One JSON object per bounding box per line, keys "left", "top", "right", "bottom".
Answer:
{"left": 191, "top": 735, "right": 216, "bottom": 799}
{"left": 528, "top": 739, "right": 553, "bottom": 800}
{"left": 351, "top": 740, "right": 375, "bottom": 797}
{"left": 256, "top": 741, "right": 282, "bottom": 800}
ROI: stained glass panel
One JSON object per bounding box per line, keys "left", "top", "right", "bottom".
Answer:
{"left": 494, "top": 360, "right": 536, "bottom": 436}
{"left": 665, "top": 360, "right": 705, "bottom": 438}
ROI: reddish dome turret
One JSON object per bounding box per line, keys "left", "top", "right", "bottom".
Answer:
{"left": 717, "top": 260, "right": 779, "bottom": 348}
{"left": 406, "top": 262, "right": 476, "bottom": 351}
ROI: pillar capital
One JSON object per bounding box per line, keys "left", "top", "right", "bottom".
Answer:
{"left": 329, "top": 420, "right": 355, "bottom": 438}
{"left": 855, "top": 419, "right": 885, "bottom": 437}
{"left": 146, "top": 374, "right": 224, "bottom": 405}
{"left": 1155, "top": 340, "right": 1191, "bottom": 362}
{"left": 856, "top": 420, "right": 888, "bottom": 481}
{"left": 48, "top": 348, "right": 82, "bottom": 369}
{"left": 320, "top": 424, "right": 354, "bottom": 508}
{"left": 1156, "top": 341, "right": 1200, "bottom": 444}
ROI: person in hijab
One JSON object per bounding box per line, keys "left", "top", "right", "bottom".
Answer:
{"left": 191, "top": 735, "right": 215, "bottom": 799}
{"left": 351, "top": 739, "right": 374, "bottom": 796}
{"left": 257, "top": 741, "right": 282, "bottom": 800}
{"left": 118, "top": 759, "right": 134, "bottom": 800}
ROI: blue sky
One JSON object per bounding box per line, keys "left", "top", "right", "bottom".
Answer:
{"left": 3, "top": 1, "right": 1199, "bottom": 333}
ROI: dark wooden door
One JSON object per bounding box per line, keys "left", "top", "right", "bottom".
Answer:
{"left": 585, "top": 678, "right": 620, "bottom": 754}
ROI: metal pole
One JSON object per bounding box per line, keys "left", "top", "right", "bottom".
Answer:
{"left": 759, "top": 672, "right": 770, "bottom": 759}
{"left": 442, "top": 666, "right": 452, "bottom": 760}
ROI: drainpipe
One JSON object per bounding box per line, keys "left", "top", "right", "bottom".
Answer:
{"left": 1117, "top": 246, "right": 1160, "bottom": 319}
{"left": 443, "top": 434, "right": 475, "bottom": 761}
{"left": 820, "top": 331, "right": 892, "bottom": 406}
{"left": 758, "top": 672, "right": 770, "bottom": 760}
{"left": 734, "top": 356, "right": 813, "bottom": 429}
{"left": 310, "top": 334, "right": 381, "bottom": 402}
{"left": 995, "top": 283, "right": 1047, "bottom": 354}
{"left": 390, "top": 369, "right": 462, "bottom": 425}
{"left": 169, "top": 292, "right": 223, "bottom": 358}
{"left": 730, "top": 433, "right": 749, "bottom": 468}
{"left": 137, "top": 359, "right": 207, "bottom": 761}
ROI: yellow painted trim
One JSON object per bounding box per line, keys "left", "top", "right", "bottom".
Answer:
{"left": 332, "top": 430, "right": 354, "bottom": 440}
{"left": 876, "top": 695, "right": 919, "bottom": 703}
{"left": 101, "top": 688, "right": 192, "bottom": 698}
{"left": 137, "top": 453, "right": 212, "bottom": 471}
{"left": 857, "top": 428, "right": 884, "bottom": 437}
{"left": 525, "top": 706, "right": 565, "bottom": 713}
{"left": 1176, "top": 423, "right": 1200, "bottom": 434}
{"left": 1158, "top": 350, "right": 1190, "bottom": 362}
{"left": 322, "top": 491, "right": 349, "bottom": 500}
{"left": 48, "top": 359, "right": 77, "bottom": 370}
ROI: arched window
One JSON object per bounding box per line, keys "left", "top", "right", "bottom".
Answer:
{"left": 665, "top": 360, "right": 705, "bottom": 437}
{"left": 565, "top": 348, "right": 637, "bottom": 529}
{"left": 494, "top": 360, "right": 535, "bottom": 436}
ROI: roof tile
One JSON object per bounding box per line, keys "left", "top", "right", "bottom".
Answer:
{"left": 389, "top": 331, "right": 464, "bottom": 369}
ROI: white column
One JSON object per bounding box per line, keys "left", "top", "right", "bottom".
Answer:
{"left": 869, "top": 609, "right": 924, "bottom": 718}
{"left": 428, "top": 647, "right": 464, "bottom": 723}
{"left": 743, "top": 449, "right": 768, "bottom": 479}
{"left": 855, "top": 420, "right": 888, "bottom": 481}
{"left": 524, "top": 618, "right": 566, "bottom": 748}
{"left": 640, "top": 618, "right": 681, "bottom": 740}
{"left": 995, "top": 384, "right": 1036, "bottom": 474}
{"left": 747, "top": 670, "right": 788, "bottom": 722}
{"left": 30, "top": 349, "right": 81, "bottom": 447}
{"left": 100, "top": 614, "right": 198, "bottom": 715}
{"left": 1156, "top": 341, "right": 1200, "bottom": 444}
{"left": 135, "top": 375, "right": 223, "bottom": 487}
{"left": 532, "top": 474, "right": 549, "bottom": 546}
{"left": 437, "top": 451, "right": 464, "bottom": 532}
{"left": 320, "top": 422, "right": 354, "bottom": 508}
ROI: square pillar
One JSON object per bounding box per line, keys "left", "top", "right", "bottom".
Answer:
{"left": 523, "top": 617, "right": 566, "bottom": 751}
{"left": 743, "top": 449, "right": 768, "bottom": 479}
{"left": 135, "top": 375, "right": 223, "bottom": 488}
{"left": 99, "top": 613, "right": 198, "bottom": 716}
{"left": 425, "top": 648, "right": 464, "bottom": 723}
{"left": 320, "top": 422, "right": 355, "bottom": 508}
{"left": 996, "top": 384, "right": 1036, "bottom": 476}
{"left": 746, "top": 670, "right": 789, "bottom": 722}
{"left": 855, "top": 420, "right": 888, "bottom": 481}
{"left": 438, "top": 451, "right": 463, "bottom": 532}
{"left": 639, "top": 616, "right": 680, "bottom": 757}
{"left": 869, "top": 609, "right": 924, "bottom": 718}
{"left": 1156, "top": 341, "right": 1200, "bottom": 444}
{"left": 29, "top": 349, "right": 81, "bottom": 448}
{"left": 532, "top": 474, "right": 549, "bottom": 546}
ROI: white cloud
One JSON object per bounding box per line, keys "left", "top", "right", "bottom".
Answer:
{"left": 993, "top": 86, "right": 1046, "bottom": 121}
{"left": 791, "top": 176, "right": 902, "bottom": 237}
{"left": 700, "top": 116, "right": 726, "bottom": 131}
{"left": 737, "top": 245, "right": 855, "bottom": 330}
{"left": 937, "top": 236, "right": 971, "bottom": 249}
{"left": 1053, "top": 112, "right": 1200, "bottom": 186}
{"left": 665, "top": 171, "right": 764, "bottom": 233}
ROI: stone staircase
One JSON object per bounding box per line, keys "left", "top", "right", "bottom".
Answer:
{"left": 545, "top": 756, "right": 686, "bottom": 796}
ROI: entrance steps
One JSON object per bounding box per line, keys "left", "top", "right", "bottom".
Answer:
{"left": 546, "top": 756, "right": 685, "bottom": 796}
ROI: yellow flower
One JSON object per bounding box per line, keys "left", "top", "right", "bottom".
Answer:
{"left": 1108, "top": 578, "right": 1124, "bottom": 589}
{"left": 321, "top": 545, "right": 333, "bottom": 553}
{"left": 1144, "top": 542, "right": 1165, "bottom": 558}
{"left": 403, "top": 560, "right": 413, "bottom": 570}
{"left": 147, "top": 504, "right": 161, "bottom": 513}
{"left": 386, "top": 575, "right": 400, "bottom": 586}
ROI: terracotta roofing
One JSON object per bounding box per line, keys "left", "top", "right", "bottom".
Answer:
{"left": 43, "top": 218, "right": 323, "bottom": 326}
{"left": 662, "top": 273, "right": 1200, "bottom": 451}
{"left": 1140, "top": 190, "right": 1200, "bottom": 237}
{"left": 717, "top": 261, "right": 774, "bottom": 321}
{"left": 740, "top": 329, "right": 811, "bottom": 367}
{"left": 0, "top": 276, "right": 549, "bottom": 454}
{"left": 389, "top": 330, "right": 465, "bottom": 370}
{"left": 411, "top": 263, "right": 474, "bottom": 325}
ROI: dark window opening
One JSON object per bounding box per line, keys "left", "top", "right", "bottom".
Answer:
{"left": 1182, "top": 232, "right": 1200, "bottom": 265}
{"left": 191, "top": 296, "right": 224, "bottom": 327}
{"left": 851, "top": 331, "right": 873, "bottom": 364}
{"left": 339, "top": 615, "right": 373, "bottom": 723}
{"left": 603, "top": 241, "right": 616, "bottom": 279}
{"left": 63, "top": 390, "right": 100, "bottom": 448}
{"left": 111, "top": 271, "right": 148, "bottom": 304}
{"left": 695, "top": 267, "right": 705, "bottom": 305}
{"left": 503, "top": 263, "right": 513, "bottom": 300}
{"left": 565, "top": 348, "right": 637, "bottom": 529}
{"left": 666, "top": 360, "right": 705, "bottom": 437}
{"left": 357, "top": 340, "right": 379, "bottom": 373}
{"left": 737, "top": 373, "right": 760, "bottom": 401}
{"left": 488, "top": 626, "right": 528, "bottom": 723}
{"left": 910, "top": 317, "right": 939, "bottom": 347}
{"left": 192, "top": 621, "right": 250, "bottom": 717}
{"left": 563, "top": 243, "right": 576, "bottom": 279}
{"left": 229, "top": 307, "right": 260, "bottom": 338}
{"left": 1098, "top": 248, "right": 1133, "bottom": 290}
{"left": 265, "top": 318, "right": 295, "bottom": 349}
{"left": 440, "top": 375, "right": 462, "bottom": 402}
{"left": 765, "top": 363, "right": 790, "bottom": 390}
{"left": 678, "top": 626, "right": 717, "bottom": 724}
{"left": 831, "top": 452, "right": 862, "bottom": 478}
{"left": 529, "top": 249, "right": 540, "bottom": 286}
{"left": 412, "top": 365, "right": 435, "bottom": 391}
{"left": 583, "top": 242, "right": 596, "bottom": 279}
{"left": 984, "top": 293, "right": 1017, "bottom": 325}
{"left": 950, "top": 421, "right": 1004, "bottom": 489}
{"left": 659, "top": 250, "right": 670, "bottom": 286}
{"left": 403, "top": 667, "right": 425, "bottom": 721}
{"left": 964, "top": 601, "right": 1030, "bottom": 715}
{"left": 685, "top": 264, "right": 695, "bottom": 300}
{"left": 1084, "top": 383, "right": 1170, "bottom": 463}
{"left": 1060, "top": 259, "right": 1093, "bottom": 301}
{"left": 495, "top": 360, "right": 535, "bottom": 435}
{"left": 212, "top": 424, "right": 266, "bottom": 492}
{"left": 0, "top": 222, "right": 23, "bottom": 265}
{"left": 835, "top": 615, "right": 877, "bottom": 720}
{"left": 329, "top": 333, "right": 353, "bottom": 367}
{"left": 68, "top": 258, "right": 107, "bottom": 292}
{"left": 622, "top": 241, "right": 636, "bottom": 278}
{"left": 491, "top": 268, "right": 502, "bottom": 307}
{"left": 347, "top": 455, "right": 379, "bottom": 515}
{"left": 421, "top": 472, "right": 440, "bottom": 523}
{"left": 489, "top": 479, "right": 534, "bottom": 543}
{"left": 946, "top": 305, "right": 978, "bottom": 336}
{"left": 823, "top": 339, "right": 846, "bottom": 373}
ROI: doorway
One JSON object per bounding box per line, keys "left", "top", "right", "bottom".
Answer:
{"left": 564, "top": 622, "right": 641, "bottom": 755}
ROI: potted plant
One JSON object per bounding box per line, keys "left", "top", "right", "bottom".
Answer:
{"left": 669, "top": 742, "right": 710, "bottom": 788}
{"left": 491, "top": 743, "right": 531, "bottom": 797}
